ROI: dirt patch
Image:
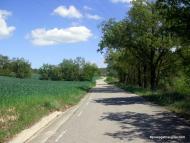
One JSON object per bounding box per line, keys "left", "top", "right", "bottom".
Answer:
{"left": 0, "top": 115, "right": 17, "bottom": 123}
{"left": 0, "top": 107, "right": 18, "bottom": 129}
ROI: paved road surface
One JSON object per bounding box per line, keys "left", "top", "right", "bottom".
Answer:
{"left": 27, "top": 78, "right": 190, "bottom": 143}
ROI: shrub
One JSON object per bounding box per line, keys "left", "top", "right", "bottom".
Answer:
{"left": 0, "top": 55, "right": 12, "bottom": 76}
{"left": 39, "top": 57, "right": 100, "bottom": 81}
{"left": 50, "top": 66, "right": 62, "bottom": 81}
{"left": 11, "top": 58, "right": 32, "bottom": 78}
{"left": 59, "top": 59, "right": 79, "bottom": 81}
{"left": 39, "top": 64, "right": 53, "bottom": 80}
{"left": 82, "top": 63, "right": 99, "bottom": 81}
{"left": 0, "top": 55, "right": 32, "bottom": 78}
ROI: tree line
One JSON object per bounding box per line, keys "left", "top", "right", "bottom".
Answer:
{"left": 98, "top": 0, "right": 190, "bottom": 91}
{"left": 0, "top": 55, "right": 100, "bottom": 81}
{"left": 0, "top": 55, "right": 31, "bottom": 78}
{"left": 39, "top": 57, "right": 100, "bottom": 81}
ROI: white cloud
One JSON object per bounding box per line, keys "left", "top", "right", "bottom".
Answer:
{"left": 29, "top": 26, "right": 92, "bottom": 46}
{"left": 53, "top": 5, "right": 102, "bottom": 21}
{"left": 53, "top": 5, "right": 83, "bottom": 19}
{"left": 0, "top": 10, "right": 15, "bottom": 39}
{"left": 111, "top": 0, "right": 132, "bottom": 3}
{"left": 83, "top": 6, "right": 93, "bottom": 11}
{"left": 86, "top": 14, "right": 102, "bottom": 20}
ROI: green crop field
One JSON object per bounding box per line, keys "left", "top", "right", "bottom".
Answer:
{"left": 0, "top": 76, "right": 95, "bottom": 143}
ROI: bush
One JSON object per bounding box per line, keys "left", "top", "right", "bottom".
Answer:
{"left": 11, "top": 58, "right": 32, "bottom": 78}
{"left": 50, "top": 66, "right": 62, "bottom": 81}
{"left": 82, "top": 63, "right": 99, "bottom": 81}
{"left": 106, "top": 76, "right": 119, "bottom": 84}
{"left": 0, "top": 55, "right": 12, "bottom": 76}
{"left": 39, "top": 57, "right": 100, "bottom": 81}
{"left": 39, "top": 64, "right": 53, "bottom": 80}
{"left": 0, "top": 55, "right": 32, "bottom": 78}
{"left": 59, "top": 59, "right": 79, "bottom": 81}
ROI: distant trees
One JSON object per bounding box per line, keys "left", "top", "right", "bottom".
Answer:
{"left": 0, "top": 55, "right": 99, "bottom": 81}
{"left": 0, "top": 55, "right": 32, "bottom": 78}
{"left": 0, "top": 55, "right": 11, "bottom": 76}
{"left": 39, "top": 64, "right": 55, "bottom": 80}
{"left": 11, "top": 58, "right": 32, "bottom": 78}
{"left": 59, "top": 59, "right": 80, "bottom": 81}
{"left": 98, "top": 0, "right": 188, "bottom": 91}
{"left": 82, "top": 63, "right": 99, "bottom": 81}
{"left": 39, "top": 57, "right": 100, "bottom": 81}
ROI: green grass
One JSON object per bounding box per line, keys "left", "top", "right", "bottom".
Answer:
{"left": 0, "top": 76, "right": 95, "bottom": 143}
{"left": 116, "top": 83, "right": 190, "bottom": 120}
{"left": 105, "top": 76, "right": 119, "bottom": 84}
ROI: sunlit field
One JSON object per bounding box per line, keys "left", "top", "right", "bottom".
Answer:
{"left": 0, "top": 76, "right": 95, "bottom": 142}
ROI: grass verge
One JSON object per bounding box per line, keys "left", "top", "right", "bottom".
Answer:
{"left": 116, "top": 83, "right": 190, "bottom": 120}
{"left": 0, "top": 76, "right": 95, "bottom": 143}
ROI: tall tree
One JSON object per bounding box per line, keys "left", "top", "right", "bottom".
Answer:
{"left": 99, "top": 0, "right": 178, "bottom": 90}
{"left": 156, "top": 0, "right": 190, "bottom": 42}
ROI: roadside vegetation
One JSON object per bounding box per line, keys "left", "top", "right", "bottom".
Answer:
{"left": 99, "top": 0, "right": 190, "bottom": 119}
{"left": 0, "top": 55, "right": 31, "bottom": 78}
{"left": 0, "top": 56, "right": 99, "bottom": 142}
{"left": 118, "top": 83, "right": 190, "bottom": 119}
{"left": 39, "top": 57, "right": 100, "bottom": 81}
{"left": 0, "top": 76, "right": 95, "bottom": 142}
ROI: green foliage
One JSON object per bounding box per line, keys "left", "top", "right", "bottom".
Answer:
{"left": 39, "top": 57, "right": 100, "bottom": 81}
{"left": 59, "top": 59, "right": 80, "bottom": 81}
{"left": 105, "top": 76, "right": 119, "bottom": 84}
{"left": 156, "top": 0, "right": 190, "bottom": 42}
{"left": 0, "top": 55, "right": 12, "bottom": 76}
{"left": 43, "top": 100, "right": 61, "bottom": 110}
{"left": 156, "top": 0, "right": 190, "bottom": 88}
{"left": 118, "top": 83, "right": 190, "bottom": 119}
{"left": 39, "top": 64, "right": 61, "bottom": 80}
{"left": 0, "top": 55, "right": 100, "bottom": 81}
{"left": 99, "top": 0, "right": 189, "bottom": 91}
{"left": 173, "top": 74, "right": 190, "bottom": 94}
{"left": 99, "top": 68, "right": 107, "bottom": 76}
{"left": 50, "top": 66, "right": 62, "bottom": 81}
{"left": 11, "top": 58, "right": 32, "bottom": 78}
{"left": 82, "top": 63, "right": 99, "bottom": 81}
{"left": 0, "top": 76, "right": 94, "bottom": 142}
{"left": 0, "top": 55, "right": 32, "bottom": 78}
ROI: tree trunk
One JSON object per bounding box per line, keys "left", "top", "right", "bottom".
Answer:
{"left": 138, "top": 64, "right": 142, "bottom": 87}
{"left": 124, "top": 74, "right": 128, "bottom": 84}
{"left": 151, "top": 65, "right": 157, "bottom": 91}
{"left": 143, "top": 64, "right": 148, "bottom": 88}
{"left": 150, "top": 47, "right": 157, "bottom": 91}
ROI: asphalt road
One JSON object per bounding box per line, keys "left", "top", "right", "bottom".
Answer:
{"left": 27, "top": 78, "right": 190, "bottom": 143}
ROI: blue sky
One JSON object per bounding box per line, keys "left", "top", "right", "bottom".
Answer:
{"left": 0, "top": 0, "right": 131, "bottom": 68}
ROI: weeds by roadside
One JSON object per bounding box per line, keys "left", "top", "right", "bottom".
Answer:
{"left": 116, "top": 83, "right": 190, "bottom": 120}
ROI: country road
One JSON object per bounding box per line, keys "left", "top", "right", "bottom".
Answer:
{"left": 27, "top": 78, "right": 190, "bottom": 143}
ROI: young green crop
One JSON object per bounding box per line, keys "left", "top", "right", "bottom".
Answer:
{"left": 0, "top": 76, "right": 95, "bottom": 142}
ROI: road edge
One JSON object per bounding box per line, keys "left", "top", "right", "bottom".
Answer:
{"left": 8, "top": 90, "right": 92, "bottom": 143}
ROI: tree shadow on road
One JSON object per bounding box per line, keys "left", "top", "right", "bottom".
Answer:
{"left": 100, "top": 111, "right": 190, "bottom": 142}
{"left": 92, "top": 86, "right": 190, "bottom": 142}
{"left": 90, "top": 86, "right": 124, "bottom": 93}
{"left": 94, "top": 96, "right": 148, "bottom": 105}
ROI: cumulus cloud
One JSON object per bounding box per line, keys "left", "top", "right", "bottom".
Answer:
{"left": 29, "top": 26, "right": 92, "bottom": 46}
{"left": 111, "top": 0, "right": 132, "bottom": 3}
{"left": 53, "top": 5, "right": 83, "bottom": 19}
{"left": 86, "top": 14, "right": 102, "bottom": 20}
{"left": 0, "top": 10, "right": 15, "bottom": 39}
{"left": 53, "top": 5, "right": 102, "bottom": 21}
